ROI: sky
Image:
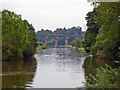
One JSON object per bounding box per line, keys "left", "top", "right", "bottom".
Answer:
{"left": 0, "top": 0, "right": 93, "bottom": 31}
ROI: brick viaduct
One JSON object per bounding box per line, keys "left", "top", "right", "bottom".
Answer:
{"left": 37, "top": 34, "right": 84, "bottom": 47}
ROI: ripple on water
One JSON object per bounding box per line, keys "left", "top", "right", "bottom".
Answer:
{"left": 30, "top": 48, "right": 86, "bottom": 88}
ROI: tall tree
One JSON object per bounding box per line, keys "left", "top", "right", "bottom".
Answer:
{"left": 92, "top": 2, "right": 119, "bottom": 59}
{"left": 23, "top": 23, "right": 37, "bottom": 57}
{"left": 83, "top": 2, "right": 119, "bottom": 60}
{"left": 2, "top": 10, "right": 28, "bottom": 59}
{"left": 2, "top": 10, "right": 37, "bottom": 60}
{"left": 83, "top": 8, "right": 99, "bottom": 54}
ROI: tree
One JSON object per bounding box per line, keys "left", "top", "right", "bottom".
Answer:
{"left": 2, "top": 10, "right": 37, "bottom": 60}
{"left": 83, "top": 2, "right": 119, "bottom": 60}
{"left": 72, "top": 40, "right": 82, "bottom": 50}
{"left": 92, "top": 2, "right": 119, "bottom": 60}
{"left": 83, "top": 9, "right": 99, "bottom": 54}
{"left": 2, "top": 10, "right": 28, "bottom": 60}
{"left": 23, "top": 23, "right": 37, "bottom": 57}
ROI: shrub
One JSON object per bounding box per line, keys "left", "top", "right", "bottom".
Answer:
{"left": 86, "top": 64, "right": 120, "bottom": 88}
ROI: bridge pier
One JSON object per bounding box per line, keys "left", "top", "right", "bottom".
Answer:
{"left": 55, "top": 40, "right": 58, "bottom": 48}
{"left": 55, "top": 37, "right": 59, "bottom": 48}
{"left": 45, "top": 36, "right": 48, "bottom": 44}
{"left": 65, "top": 37, "right": 69, "bottom": 47}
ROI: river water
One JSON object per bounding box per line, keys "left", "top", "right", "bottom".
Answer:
{"left": 2, "top": 48, "right": 115, "bottom": 88}
{"left": 30, "top": 48, "right": 86, "bottom": 88}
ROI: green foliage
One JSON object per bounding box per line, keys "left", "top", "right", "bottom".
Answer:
{"left": 23, "top": 24, "right": 37, "bottom": 57}
{"left": 37, "top": 42, "right": 44, "bottom": 46}
{"left": 72, "top": 40, "right": 82, "bottom": 49}
{"left": 42, "top": 44, "right": 47, "bottom": 49}
{"left": 84, "top": 3, "right": 120, "bottom": 88}
{"left": 2, "top": 10, "right": 28, "bottom": 59}
{"left": 48, "top": 39, "right": 55, "bottom": 45}
{"left": 23, "top": 31, "right": 37, "bottom": 57}
{"left": 92, "top": 2, "right": 119, "bottom": 60}
{"left": 37, "top": 42, "right": 47, "bottom": 50}
{"left": 2, "top": 9, "right": 37, "bottom": 60}
{"left": 83, "top": 2, "right": 119, "bottom": 60}
{"left": 86, "top": 64, "right": 120, "bottom": 88}
{"left": 82, "top": 9, "right": 99, "bottom": 54}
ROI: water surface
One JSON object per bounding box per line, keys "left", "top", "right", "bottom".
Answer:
{"left": 2, "top": 57, "right": 37, "bottom": 88}
{"left": 2, "top": 48, "right": 115, "bottom": 88}
{"left": 30, "top": 48, "right": 86, "bottom": 88}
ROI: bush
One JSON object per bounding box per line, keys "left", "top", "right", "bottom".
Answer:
{"left": 42, "top": 44, "right": 47, "bottom": 49}
{"left": 86, "top": 64, "right": 120, "bottom": 88}
{"left": 72, "top": 40, "right": 82, "bottom": 49}
{"left": 23, "top": 42, "right": 36, "bottom": 57}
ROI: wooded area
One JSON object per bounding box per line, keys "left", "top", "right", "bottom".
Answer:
{"left": 84, "top": 2, "right": 120, "bottom": 88}
{"left": 2, "top": 10, "right": 37, "bottom": 60}
{"left": 83, "top": 2, "right": 120, "bottom": 60}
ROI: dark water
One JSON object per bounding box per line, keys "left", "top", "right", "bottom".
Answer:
{"left": 83, "top": 57, "right": 117, "bottom": 82}
{"left": 2, "top": 48, "right": 115, "bottom": 88}
{"left": 2, "top": 57, "right": 37, "bottom": 88}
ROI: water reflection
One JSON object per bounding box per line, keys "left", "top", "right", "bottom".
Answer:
{"left": 2, "top": 57, "right": 37, "bottom": 88}
{"left": 3, "top": 48, "right": 112, "bottom": 88}
{"left": 2, "top": 48, "right": 117, "bottom": 88}
{"left": 83, "top": 57, "right": 117, "bottom": 84}
{"left": 31, "top": 48, "right": 86, "bottom": 88}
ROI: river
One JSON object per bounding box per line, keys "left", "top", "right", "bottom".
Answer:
{"left": 2, "top": 48, "right": 116, "bottom": 88}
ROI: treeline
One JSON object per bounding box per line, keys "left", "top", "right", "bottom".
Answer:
{"left": 2, "top": 10, "right": 37, "bottom": 60}
{"left": 83, "top": 2, "right": 120, "bottom": 60}
{"left": 37, "top": 26, "right": 84, "bottom": 35}
{"left": 37, "top": 26, "right": 85, "bottom": 45}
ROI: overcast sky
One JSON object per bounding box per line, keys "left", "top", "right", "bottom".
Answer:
{"left": 0, "top": 0, "right": 93, "bottom": 31}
